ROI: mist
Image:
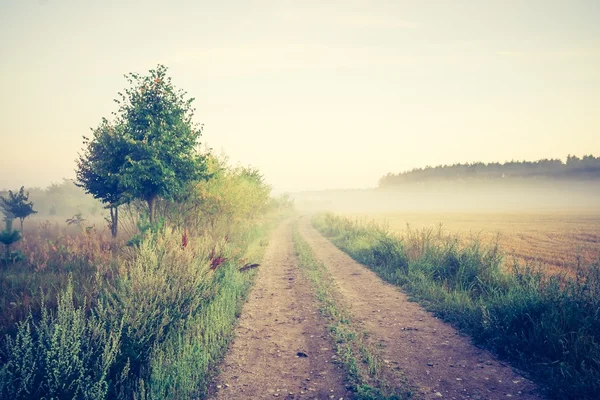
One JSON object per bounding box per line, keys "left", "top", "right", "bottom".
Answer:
{"left": 2, "top": 1, "right": 600, "bottom": 193}
{"left": 292, "top": 179, "right": 600, "bottom": 214}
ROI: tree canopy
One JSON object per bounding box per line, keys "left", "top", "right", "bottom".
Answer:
{"left": 195, "top": 155, "right": 271, "bottom": 232}
{"left": 76, "top": 64, "right": 208, "bottom": 227}
{"left": 0, "top": 186, "right": 37, "bottom": 231}
{"left": 115, "top": 65, "right": 207, "bottom": 222}
{"left": 76, "top": 119, "right": 128, "bottom": 207}
{"left": 76, "top": 119, "right": 128, "bottom": 236}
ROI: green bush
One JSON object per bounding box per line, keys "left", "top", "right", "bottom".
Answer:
{"left": 0, "top": 212, "right": 280, "bottom": 400}
{"left": 0, "top": 282, "right": 122, "bottom": 400}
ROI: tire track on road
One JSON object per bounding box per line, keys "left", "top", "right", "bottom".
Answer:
{"left": 299, "top": 216, "right": 543, "bottom": 400}
{"left": 212, "top": 220, "right": 352, "bottom": 400}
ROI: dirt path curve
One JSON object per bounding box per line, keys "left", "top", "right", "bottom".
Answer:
{"left": 298, "top": 216, "right": 544, "bottom": 400}
{"left": 212, "top": 219, "right": 353, "bottom": 400}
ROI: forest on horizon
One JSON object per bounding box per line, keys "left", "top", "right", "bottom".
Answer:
{"left": 379, "top": 154, "right": 600, "bottom": 188}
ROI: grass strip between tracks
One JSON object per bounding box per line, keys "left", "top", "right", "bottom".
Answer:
{"left": 293, "top": 223, "right": 413, "bottom": 400}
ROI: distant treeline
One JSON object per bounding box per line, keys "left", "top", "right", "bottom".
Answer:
{"left": 379, "top": 154, "right": 600, "bottom": 187}
{"left": 0, "top": 179, "right": 101, "bottom": 218}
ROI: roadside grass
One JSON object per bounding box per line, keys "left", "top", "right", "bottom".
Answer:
{"left": 0, "top": 223, "right": 117, "bottom": 338}
{"left": 0, "top": 212, "right": 284, "bottom": 400}
{"left": 147, "top": 218, "right": 276, "bottom": 399}
{"left": 342, "top": 211, "right": 600, "bottom": 275}
{"left": 292, "top": 224, "right": 413, "bottom": 400}
{"left": 313, "top": 213, "right": 600, "bottom": 400}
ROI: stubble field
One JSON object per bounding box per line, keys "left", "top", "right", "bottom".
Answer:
{"left": 343, "top": 211, "right": 600, "bottom": 274}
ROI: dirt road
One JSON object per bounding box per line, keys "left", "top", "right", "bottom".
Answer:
{"left": 298, "top": 216, "right": 542, "bottom": 400}
{"left": 212, "top": 220, "right": 352, "bottom": 399}
{"left": 212, "top": 217, "right": 544, "bottom": 400}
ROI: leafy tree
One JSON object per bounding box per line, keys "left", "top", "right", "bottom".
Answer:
{"left": 115, "top": 64, "right": 208, "bottom": 223}
{"left": 77, "top": 65, "right": 208, "bottom": 229}
{"left": 76, "top": 119, "right": 128, "bottom": 237}
{"left": 0, "top": 186, "right": 37, "bottom": 231}
{"left": 195, "top": 155, "right": 271, "bottom": 233}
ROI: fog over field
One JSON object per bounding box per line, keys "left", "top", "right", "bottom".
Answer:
{"left": 294, "top": 180, "right": 600, "bottom": 214}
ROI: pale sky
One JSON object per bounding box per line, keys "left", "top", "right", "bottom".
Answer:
{"left": 1, "top": 0, "right": 599, "bottom": 192}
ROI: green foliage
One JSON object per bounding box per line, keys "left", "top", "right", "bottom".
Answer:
{"left": 115, "top": 65, "right": 208, "bottom": 222}
{"left": 147, "top": 220, "right": 274, "bottom": 398}
{"left": 76, "top": 120, "right": 128, "bottom": 207}
{"left": 76, "top": 120, "right": 128, "bottom": 237}
{"left": 193, "top": 155, "right": 271, "bottom": 233}
{"left": 75, "top": 117, "right": 133, "bottom": 239}
{"left": 1, "top": 63, "right": 284, "bottom": 397}
{"left": 97, "top": 230, "right": 216, "bottom": 395}
{"left": 120, "top": 154, "right": 273, "bottom": 238}
{"left": 0, "top": 281, "right": 122, "bottom": 400}
{"left": 0, "top": 217, "right": 278, "bottom": 399}
{"left": 0, "top": 187, "right": 37, "bottom": 231}
{"left": 0, "top": 193, "right": 285, "bottom": 399}
{"left": 125, "top": 214, "right": 165, "bottom": 247}
{"left": 315, "top": 213, "right": 600, "bottom": 400}
{"left": 76, "top": 64, "right": 209, "bottom": 227}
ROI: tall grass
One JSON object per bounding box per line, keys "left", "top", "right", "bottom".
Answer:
{"left": 0, "top": 212, "right": 283, "bottom": 399}
{"left": 0, "top": 282, "right": 122, "bottom": 400}
{"left": 314, "top": 213, "right": 600, "bottom": 400}
{"left": 0, "top": 221, "right": 117, "bottom": 337}
{"left": 144, "top": 222, "right": 273, "bottom": 399}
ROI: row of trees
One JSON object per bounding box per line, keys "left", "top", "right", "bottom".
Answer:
{"left": 76, "top": 65, "right": 209, "bottom": 237}
{"left": 379, "top": 155, "right": 600, "bottom": 187}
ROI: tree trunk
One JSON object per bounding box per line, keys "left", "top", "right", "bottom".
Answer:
{"left": 109, "top": 207, "right": 114, "bottom": 237}
{"left": 19, "top": 218, "right": 24, "bottom": 233}
{"left": 147, "top": 197, "right": 155, "bottom": 225}
{"left": 109, "top": 206, "right": 119, "bottom": 238}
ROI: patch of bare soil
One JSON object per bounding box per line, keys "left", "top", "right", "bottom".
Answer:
{"left": 211, "top": 220, "right": 353, "bottom": 399}
{"left": 298, "top": 216, "right": 544, "bottom": 400}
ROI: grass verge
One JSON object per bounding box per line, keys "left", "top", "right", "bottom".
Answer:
{"left": 144, "top": 217, "right": 278, "bottom": 399}
{"left": 0, "top": 213, "right": 284, "bottom": 400}
{"left": 313, "top": 212, "right": 600, "bottom": 400}
{"left": 292, "top": 223, "right": 413, "bottom": 400}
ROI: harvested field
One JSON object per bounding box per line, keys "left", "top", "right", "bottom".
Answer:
{"left": 344, "top": 211, "right": 600, "bottom": 273}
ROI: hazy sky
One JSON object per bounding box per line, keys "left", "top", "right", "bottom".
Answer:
{"left": 1, "top": 0, "right": 599, "bottom": 192}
